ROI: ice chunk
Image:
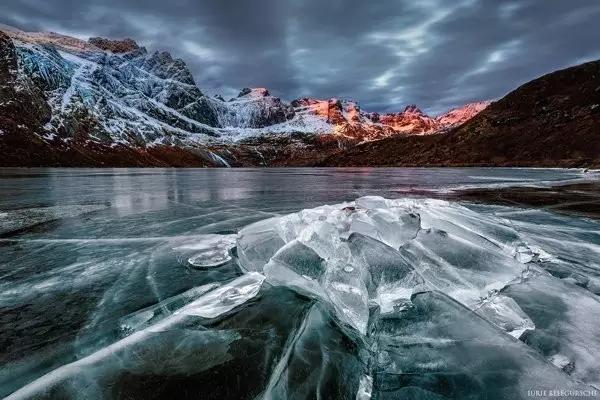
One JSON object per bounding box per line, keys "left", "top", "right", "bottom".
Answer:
{"left": 268, "top": 240, "right": 326, "bottom": 280}
{"left": 475, "top": 294, "right": 535, "bottom": 338}
{"left": 322, "top": 260, "right": 370, "bottom": 334}
{"left": 416, "top": 199, "right": 522, "bottom": 252}
{"left": 513, "top": 242, "right": 554, "bottom": 264}
{"left": 503, "top": 272, "right": 600, "bottom": 387}
{"left": 188, "top": 250, "right": 231, "bottom": 268}
{"left": 401, "top": 227, "right": 526, "bottom": 307}
{"left": 235, "top": 196, "right": 539, "bottom": 335}
{"left": 298, "top": 219, "right": 345, "bottom": 260}
{"left": 549, "top": 353, "right": 575, "bottom": 373}
{"left": 263, "top": 240, "right": 327, "bottom": 298}
{"left": 348, "top": 233, "right": 427, "bottom": 313}
{"left": 237, "top": 218, "right": 285, "bottom": 272}
{"left": 178, "top": 272, "right": 265, "bottom": 318}
{"left": 355, "top": 196, "right": 390, "bottom": 209}
{"left": 356, "top": 375, "right": 373, "bottom": 400}
{"left": 119, "top": 282, "right": 220, "bottom": 335}
{"left": 173, "top": 234, "right": 236, "bottom": 268}
{"left": 349, "top": 208, "right": 421, "bottom": 249}
{"left": 369, "top": 290, "right": 592, "bottom": 399}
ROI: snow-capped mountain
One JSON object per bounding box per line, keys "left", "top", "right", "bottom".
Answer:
{"left": 0, "top": 25, "right": 488, "bottom": 167}
{"left": 370, "top": 102, "right": 490, "bottom": 135}
{"left": 435, "top": 101, "right": 490, "bottom": 128}
{"left": 212, "top": 88, "right": 294, "bottom": 128}
{"left": 374, "top": 105, "right": 439, "bottom": 134}
{"left": 288, "top": 98, "right": 398, "bottom": 140}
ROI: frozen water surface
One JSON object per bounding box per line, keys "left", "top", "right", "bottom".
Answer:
{"left": 0, "top": 168, "right": 599, "bottom": 399}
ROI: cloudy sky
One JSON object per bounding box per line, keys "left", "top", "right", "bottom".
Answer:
{"left": 2, "top": 0, "right": 599, "bottom": 114}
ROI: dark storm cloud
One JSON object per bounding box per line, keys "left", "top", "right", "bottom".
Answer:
{"left": 2, "top": 0, "right": 599, "bottom": 114}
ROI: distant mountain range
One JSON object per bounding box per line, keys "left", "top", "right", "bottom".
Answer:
{"left": 0, "top": 24, "right": 597, "bottom": 167}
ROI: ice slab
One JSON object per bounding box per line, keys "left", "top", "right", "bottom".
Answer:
{"left": 172, "top": 234, "right": 236, "bottom": 268}
{"left": 119, "top": 282, "right": 220, "bottom": 335}
{"left": 263, "top": 239, "right": 327, "bottom": 298}
{"left": 400, "top": 226, "right": 526, "bottom": 307}
{"left": 236, "top": 196, "right": 539, "bottom": 334}
{"left": 348, "top": 233, "right": 427, "bottom": 313}
{"left": 475, "top": 294, "right": 535, "bottom": 338}
{"left": 262, "top": 304, "right": 365, "bottom": 400}
{"left": 369, "top": 290, "right": 594, "bottom": 399}
{"left": 503, "top": 270, "right": 600, "bottom": 387}
{"left": 177, "top": 272, "right": 265, "bottom": 318}
{"left": 237, "top": 217, "right": 286, "bottom": 272}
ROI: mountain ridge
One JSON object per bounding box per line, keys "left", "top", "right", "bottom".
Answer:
{"left": 1, "top": 24, "right": 595, "bottom": 167}
{"left": 320, "top": 60, "right": 600, "bottom": 168}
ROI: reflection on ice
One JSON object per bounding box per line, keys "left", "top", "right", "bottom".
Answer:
{"left": 0, "top": 204, "right": 107, "bottom": 235}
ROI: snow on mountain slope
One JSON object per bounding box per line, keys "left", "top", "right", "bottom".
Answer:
{"left": 3, "top": 26, "right": 384, "bottom": 147}
{"left": 0, "top": 25, "right": 490, "bottom": 166}
{"left": 4, "top": 28, "right": 221, "bottom": 146}
{"left": 211, "top": 88, "right": 294, "bottom": 128}
{"left": 436, "top": 101, "right": 491, "bottom": 128}
{"left": 287, "top": 98, "right": 398, "bottom": 141}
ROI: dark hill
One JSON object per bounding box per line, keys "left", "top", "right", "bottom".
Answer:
{"left": 322, "top": 60, "right": 600, "bottom": 168}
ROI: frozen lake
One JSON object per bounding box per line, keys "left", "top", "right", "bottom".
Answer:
{"left": 1, "top": 168, "right": 599, "bottom": 399}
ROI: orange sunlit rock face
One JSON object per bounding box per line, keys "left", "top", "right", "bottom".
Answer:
{"left": 435, "top": 101, "right": 490, "bottom": 127}
{"left": 290, "top": 97, "right": 395, "bottom": 140}
{"left": 375, "top": 102, "right": 490, "bottom": 134}
{"left": 291, "top": 98, "right": 342, "bottom": 123}
{"left": 289, "top": 96, "right": 489, "bottom": 140}
{"left": 378, "top": 105, "right": 439, "bottom": 134}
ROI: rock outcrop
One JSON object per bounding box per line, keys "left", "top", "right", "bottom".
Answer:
{"left": 88, "top": 37, "right": 140, "bottom": 53}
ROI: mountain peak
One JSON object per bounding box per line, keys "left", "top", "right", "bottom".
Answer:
{"left": 435, "top": 101, "right": 491, "bottom": 127}
{"left": 237, "top": 87, "right": 271, "bottom": 98}
{"left": 142, "top": 50, "right": 195, "bottom": 85}
{"left": 403, "top": 104, "right": 424, "bottom": 114}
